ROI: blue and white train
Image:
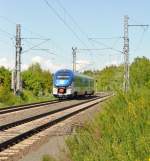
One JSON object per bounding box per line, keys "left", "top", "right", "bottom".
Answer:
{"left": 53, "top": 69, "right": 95, "bottom": 98}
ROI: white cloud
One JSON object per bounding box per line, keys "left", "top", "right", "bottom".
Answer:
{"left": 31, "top": 55, "right": 68, "bottom": 73}
{"left": 0, "top": 57, "right": 29, "bottom": 71}
{"left": 0, "top": 57, "right": 13, "bottom": 69}
{"left": 76, "top": 60, "right": 92, "bottom": 72}
{"left": 22, "top": 64, "right": 29, "bottom": 70}
{"left": 105, "top": 55, "right": 120, "bottom": 67}
{"left": 31, "top": 56, "right": 43, "bottom": 64}
{"left": 0, "top": 55, "right": 68, "bottom": 73}
{"left": 0, "top": 56, "right": 93, "bottom": 73}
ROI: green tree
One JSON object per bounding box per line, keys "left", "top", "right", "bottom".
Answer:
{"left": 84, "top": 65, "right": 124, "bottom": 91}
{"left": 130, "top": 56, "right": 150, "bottom": 88}
{"left": 22, "top": 63, "right": 52, "bottom": 96}
{"left": 0, "top": 66, "right": 11, "bottom": 89}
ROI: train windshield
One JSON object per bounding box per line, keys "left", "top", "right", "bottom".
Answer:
{"left": 54, "top": 70, "right": 74, "bottom": 87}
{"left": 55, "top": 72, "right": 71, "bottom": 80}
{"left": 56, "top": 76, "right": 70, "bottom": 80}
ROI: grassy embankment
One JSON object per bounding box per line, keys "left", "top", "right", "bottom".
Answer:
{"left": 66, "top": 87, "right": 149, "bottom": 161}
{"left": 0, "top": 89, "right": 54, "bottom": 109}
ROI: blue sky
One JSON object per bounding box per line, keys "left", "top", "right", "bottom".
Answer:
{"left": 0, "top": 0, "right": 150, "bottom": 72}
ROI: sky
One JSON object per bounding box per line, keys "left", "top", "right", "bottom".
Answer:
{"left": 0, "top": 0, "right": 150, "bottom": 73}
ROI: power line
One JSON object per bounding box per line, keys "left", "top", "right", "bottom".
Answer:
{"left": 89, "top": 37, "right": 123, "bottom": 40}
{"left": 22, "top": 39, "right": 50, "bottom": 53}
{"left": 44, "top": 0, "right": 98, "bottom": 70}
{"left": 0, "top": 15, "right": 65, "bottom": 54}
{"left": 88, "top": 38, "right": 123, "bottom": 54}
{"left": 32, "top": 49, "right": 56, "bottom": 55}
{"left": 0, "top": 15, "right": 70, "bottom": 68}
{"left": 22, "top": 37, "right": 50, "bottom": 40}
{"left": 55, "top": 0, "right": 90, "bottom": 40}
{"left": 0, "top": 14, "right": 93, "bottom": 67}
{"left": 77, "top": 48, "right": 111, "bottom": 52}
{"left": 43, "top": 0, "right": 90, "bottom": 49}
{"left": 0, "top": 16, "right": 16, "bottom": 25}
{"left": 0, "top": 27, "right": 15, "bottom": 38}
{"left": 55, "top": 0, "right": 98, "bottom": 66}
{"left": 133, "top": 28, "right": 147, "bottom": 52}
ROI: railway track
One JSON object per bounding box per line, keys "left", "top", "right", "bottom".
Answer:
{"left": 0, "top": 94, "right": 111, "bottom": 161}
{"left": 0, "top": 96, "right": 99, "bottom": 131}
{"left": 0, "top": 99, "right": 60, "bottom": 115}
{"left": 0, "top": 95, "right": 100, "bottom": 115}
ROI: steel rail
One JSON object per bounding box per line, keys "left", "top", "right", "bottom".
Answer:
{"left": 0, "top": 95, "right": 100, "bottom": 115}
{"left": 0, "top": 95, "right": 111, "bottom": 152}
{"left": 0, "top": 99, "right": 61, "bottom": 115}
{"left": 0, "top": 96, "right": 99, "bottom": 131}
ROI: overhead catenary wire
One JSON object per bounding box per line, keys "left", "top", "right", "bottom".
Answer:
{"left": 0, "top": 14, "right": 94, "bottom": 69}
{"left": 0, "top": 16, "right": 73, "bottom": 72}
{"left": 0, "top": 27, "right": 15, "bottom": 38}
{"left": 132, "top": 28, "right": 147, "bottom": 53}
{"left": 22, "top": 39, "right": 50, "bottom": 53}
{"left": 55, "top": 0, "right": 101, "bottom": 55}
{"left": 128, "top": 17, "right": 149, "bottom": 52}
{"left": 44, "top": 0, "right": 99, "bottom": 71}
{"left": 77, "top": 48, "right": 111, "bottom": 52}
{"left": 43, "top": 0, "right": 90, "bottom": 50}
{"left": 55, "top": 0, "right": 98, "bottom": 69}
{"left": 32, "top": 49, "right": 56, "bottom": 55}
{"left": 88, "top": 38, "right": 123, "bottom": 54}
{"left": 55, "top": 0, "right": 91, "bottom": 41}
{"left": 129, "top": 17, "right": 149, "bottom": 31}
{"left": 89, "top": 37, "right": 123, "bottom": 40}
{"left": 0, "top": 17, "right": 60, "bottom": 60}
{"left": 0, "top": 21, "right": 51, "bottom": 54}
{"left": 0, "top": 15, "right": 65, "bottom": 55}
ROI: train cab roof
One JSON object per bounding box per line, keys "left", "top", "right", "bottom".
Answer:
{"left": 54, "top": 69, "right": 94, "bottom": 80}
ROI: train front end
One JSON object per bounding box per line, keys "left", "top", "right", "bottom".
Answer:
{"left": 53, "top": 69, "right": 74, "bottom": 98}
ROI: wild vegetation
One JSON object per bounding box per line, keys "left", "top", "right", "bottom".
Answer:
{"left": 0, "top": 63, "right": 53, "bottom": 107}
{"left": 42, "top": 56, "right": 150, "bottom": 161}
{"left": 84, "top": 65, "right": 124, "bottom": 91}
{"left": 22, "top": 63, "right": 53, "bottom": 96}
{"left": 66, "top": 88, "right": 149, "bottom": 161}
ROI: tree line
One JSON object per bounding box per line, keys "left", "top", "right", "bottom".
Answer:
{"left": 0, "top": 56, "right": 150, "bottom": 105}
{"left": 0, "top": 63, "right": 52, "bottom": 105}
{"left": 84, "top": 56, "right": 150, "bottom": 91}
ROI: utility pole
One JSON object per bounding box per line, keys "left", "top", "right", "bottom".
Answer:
{"left": 72, "top": 47, "right": 77, "bottom": 72}
{"left": 12, "top": 24, "right": 22, "bottom": 95}
{"left": 123, "top": 15, "right": 129, "bottom": 93}
{"left": 123, "top": 15, "right": 149, "bottom": 92}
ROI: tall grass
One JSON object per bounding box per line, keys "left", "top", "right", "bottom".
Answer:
{"left": 42, "top": 155, "right": 57, "bottom": 161}
{"left": 66, "top": 87, "right": 150, "bottom": 161}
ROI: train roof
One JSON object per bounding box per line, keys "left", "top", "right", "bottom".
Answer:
{"left": 74, "top": 72, "right": 94, "bottom": 80}
{"left": 54, "top": 69, "right": 94, "bottom": 80}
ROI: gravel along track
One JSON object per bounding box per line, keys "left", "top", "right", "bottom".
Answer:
{"left": 0, "top": 100, "right": 63, "bottom": 115}
{"left": 0, "top": 95, "right": 111, "bottom": 156}
{"left": 0, "top": 97, "right": 97, "bottom": 127}
{"left": 0, "top": 96, "right": 100, "bottom": 131}
{"left": 0, "top": 92, "right": 108, "bottom": 115}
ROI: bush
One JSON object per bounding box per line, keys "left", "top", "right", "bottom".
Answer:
{"left": 22, "top": 63, "right": 52, "bottom": 96}
{"left": 0, "top": 86, "right": 17, "bottom": 105}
